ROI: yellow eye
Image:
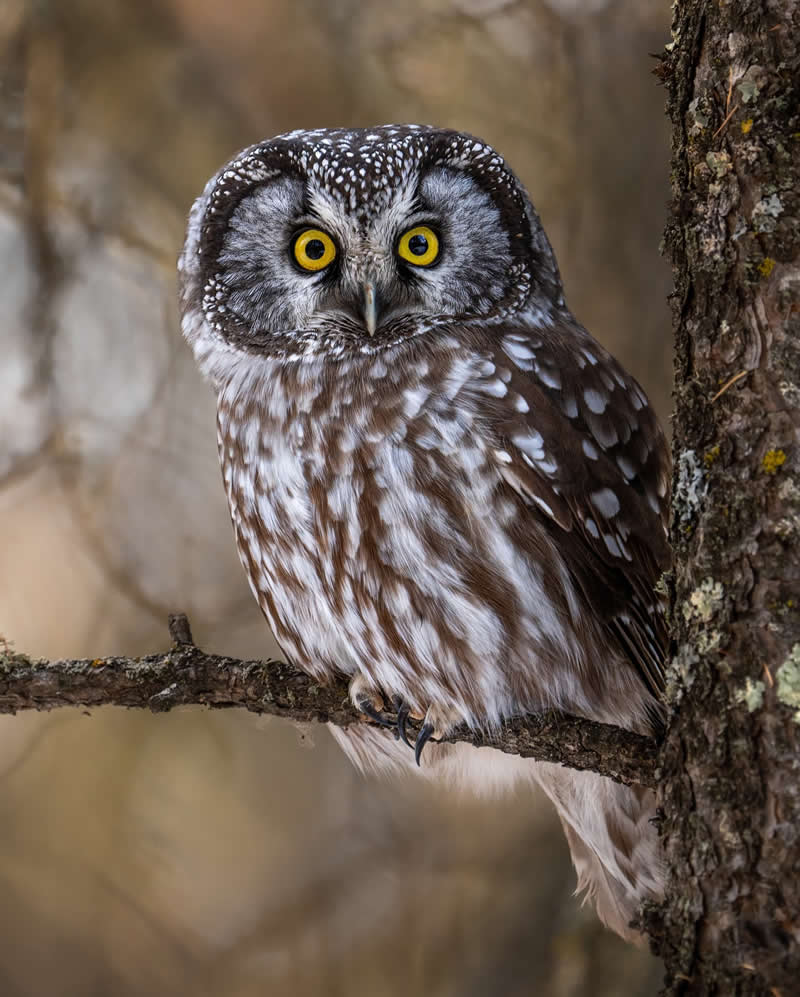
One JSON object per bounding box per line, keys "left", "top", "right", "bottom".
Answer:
{"left": 293, "top": 229, "right": 337, "bottom": 271}
{"left": 397, "top": 226, "right": 440, "bottom": 267}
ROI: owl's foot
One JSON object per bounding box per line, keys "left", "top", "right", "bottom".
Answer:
{"left": 362, "top": 691, "right": 421, "bottom": 749}
{"left": 414, "top": 723, "right": 437, "bottom": 766}
{"left": 349, "top": 676, "right": 456, "bottom": 767}
{"left": 413, "top": 705, "right": 462, "bottom": 767}
{"left": 349, "top": 674, "right": 395, "bottom": 729}
{"left": 391, "top": 695, "right": 416, "bottom": 748}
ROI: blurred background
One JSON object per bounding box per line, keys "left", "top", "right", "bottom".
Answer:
{"left": 0, "top": 0, "right": 672, "bottom": 994}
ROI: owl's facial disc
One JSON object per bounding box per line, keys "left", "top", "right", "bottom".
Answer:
{"left": 219, "top": 175, "right": 510, "bottom": 349}
{"left": 187, "top": 127, "right": 562, "bottom": 363}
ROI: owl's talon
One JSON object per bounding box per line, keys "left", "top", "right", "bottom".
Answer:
{"left": 356, "top": 696, "right": 394, "bottom": 728}
{"left": 414, "top": 722, "right": 436, "bottom": 766}
{"left": 393, "top": 698, "right": 413, "bottom": 748}
{"left": 350, "top": 674, "right": 394, "bottom": 727}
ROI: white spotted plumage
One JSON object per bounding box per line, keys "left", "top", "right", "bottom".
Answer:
{"left": 179, "top": 125, "right": 671, "bottom": 942}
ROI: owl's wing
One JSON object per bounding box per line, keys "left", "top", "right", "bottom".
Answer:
{"left": 472, "top": 318, "right": 671, "bottom": 704}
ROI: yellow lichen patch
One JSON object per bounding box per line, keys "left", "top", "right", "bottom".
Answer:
{"left": 762, "top": 449, "right": 787, "bottom": 474}
{"left": 704, "top": 445, "right": 720, "bottom": 467}
{"left": 758, "top": 257, "right": 776, "bottom": 278}
{"left": 740, "top": 118, "right": 753, "bottom": 134}
{"left": 91, "top": 658, "right": 104, "bottom": 667}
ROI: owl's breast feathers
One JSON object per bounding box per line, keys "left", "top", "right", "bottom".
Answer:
{"left": 216, "top": 316, "right": 670, "bottom": 733}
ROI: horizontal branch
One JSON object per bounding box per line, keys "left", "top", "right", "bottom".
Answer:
{"left": 0, "top": 615, "right": 658, "bottom": 788}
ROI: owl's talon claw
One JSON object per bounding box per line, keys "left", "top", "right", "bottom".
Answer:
{"left": 394, "top": 699, "right": 412, "bottom": 748}
{"left": 356, "top": 696, "right": 393, "bottom": 728}
{"left": 414, "top": 722, "right": 436, "bottom": 766}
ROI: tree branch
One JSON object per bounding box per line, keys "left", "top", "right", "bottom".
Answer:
{"left": 0, "top": 615, "right": 658, "bottom": 788}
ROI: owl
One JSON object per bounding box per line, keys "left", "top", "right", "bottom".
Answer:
{"left": 179, "top": 125, "right": 670, "bottom": 942}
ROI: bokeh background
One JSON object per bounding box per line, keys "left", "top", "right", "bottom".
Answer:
{"left": 0, "top": 1, "right": 672, "bottom": 994}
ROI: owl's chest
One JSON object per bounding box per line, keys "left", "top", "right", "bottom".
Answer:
{"left": 216, "top": 370, "right": 512, "bottom": 677}
{"left": 220, "top": 393, "right": 494, "bottom": 581}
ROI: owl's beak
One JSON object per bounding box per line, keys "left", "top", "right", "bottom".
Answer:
{"left": 362, "top": 278, "right": 378, "bottom": 337}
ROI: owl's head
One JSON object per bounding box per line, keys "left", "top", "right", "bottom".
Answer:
{"left": 180, "top": 126, "right": 563, "bottom": 381}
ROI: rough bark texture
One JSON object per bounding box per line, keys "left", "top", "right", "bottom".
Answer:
{"left": 0, "top": 617, "right": 657, "bottom": 789}
{"left": 658, "top": 1, "right": 800, "bottom": 993}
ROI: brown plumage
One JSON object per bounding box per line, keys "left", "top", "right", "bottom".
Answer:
{"left": 179, "top": 125, "right": 671, "bottom": 941}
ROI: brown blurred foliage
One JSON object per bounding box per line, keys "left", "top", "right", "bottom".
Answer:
{"left": 0, "top": 1, "right": 670, "bottom": 993}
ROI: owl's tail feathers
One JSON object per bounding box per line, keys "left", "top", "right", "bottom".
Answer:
{"left": 532, "top": 762, "right": 664, "bottom": 944}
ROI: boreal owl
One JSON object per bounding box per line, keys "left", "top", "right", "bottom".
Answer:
{"left": 179, "top": 125, "right": 670, "bottom": 942}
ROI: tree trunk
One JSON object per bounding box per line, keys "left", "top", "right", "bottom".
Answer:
{"left": 659, "top": 1, "right": 800, "bottom": 993}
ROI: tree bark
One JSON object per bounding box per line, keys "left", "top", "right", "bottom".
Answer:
{"left": 658, "top": 1, "right": 800, "bottom": 993}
